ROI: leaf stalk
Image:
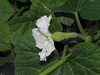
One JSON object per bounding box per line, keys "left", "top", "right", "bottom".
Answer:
{"left": 39, "top": 53, "right": 72, "bottom": 75}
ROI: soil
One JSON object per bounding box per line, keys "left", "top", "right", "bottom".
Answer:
{"left": 0, "top": 62, "right": 15, "bottom": 75}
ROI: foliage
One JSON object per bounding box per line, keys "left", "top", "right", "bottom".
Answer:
{"left": 0, "top": 0, "right": 100, "bottom": 75}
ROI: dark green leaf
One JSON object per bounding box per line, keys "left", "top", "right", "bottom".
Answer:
{"left": 29, "top": 2, "right": 53, "bottom": 20}
{"left": 94, "top": 31, "right": 100, "bottom": 40}
{"left": 0, "top": 0, "right": 13, "bottom": 51}
{"left": 14, "top": 29, "right": 100, "bottom": 75}
{"left": 0, "top": 23, "right": 11, "bottom": 51}
{"left": 87, "top": 25, "right": 98, "bottom": 37}
{"left": 66, "top": 42, "right": 100, "bottom": 75}
{"left": 0, "top": 0, "right": 13, "bottom": 22}
{"left": 30, "top": 0, "right": 67, "bottom": 8}
{"left": 57, "top": 16, "right": 75, "bottom": 26}
{"left": 8, "top": 17, "right": 32, "bottom": 25}
{"left": 48, "top": 42, "right": 100, "bottom": 75}
{"left": 14, "top": 29, "right": 58, "bottom": 75}
{"left": 9, "top": 21, "right": 36, "bottom": 46}
{"left": 52, "top": 0, "right": 100, "bottom": 20}
{"left": 95, "top": 39, "right": 100, "bottom": 46}
{"left": 29, "top": 2, "right": 62, "bottom": 32}
{"left": 50, "top": 18, "right": 62, "bottom": 33}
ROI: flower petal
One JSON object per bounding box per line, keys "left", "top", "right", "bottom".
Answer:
{"left": 38, "top": 52, "right": 46, "bottom": 61}
{"left": 32, "top": 15, "right": 55, "bottom": 61}
{"left": 43, "top": 38, "right": 55, "bottom": 56}
{"left": 36, "top": 14, "right": 52, "bottom": 35}
{"left": 32, "top": 28, "right": 46, "bottom": 49}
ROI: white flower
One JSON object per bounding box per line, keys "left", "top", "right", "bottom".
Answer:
{"left": 32, "top": 15, "right": 55, "bottom": 61}
{"left": 36, "top": 14, "right": 52, "bottom": 36}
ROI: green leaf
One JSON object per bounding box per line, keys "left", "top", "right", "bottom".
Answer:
{"left": 48, "top": 42, "right": 100, "bottom": 75}
{"left": 50, "top": 18, "right": 62, "bottom": 33}
{"left": 95, "top": 39, "right": 100, "bottom": 46}
{"left": 15, "top": 29, "right": 100, "bottom": 75}
{"left": 8, "top": 17, "right": 32, "bottom": 25}
{"left": 29, "top": 2, "right": 53, "bottom": 20}
{"left": 66, "top": 42, "right": 100, "bottom": 75}
{"left": 14, "top": 29, "right": 58, "bottom": 75}
{"left": 8, "top": 16, "right": 35, "bottom": 46}
{"left": 57, "top": 16, "right": 75, "bottom": 26}
{"left": 9, "top": 20, "right": 36, "bottom": 46}
{"left": 30, "top": 0, "right": 67, "bottom": 8}
{"left": 0, "top": 0, "right": 13, "bottom": 51}
{"left": 52, "top": 0, "right": 100, "bottom": 20}
{"left": 0, "top": 0, "right": 13, "bottom": 22}
{"left": 94, "top": 31, "right": 100, "bottom": 40}
{"left": 29, "top": 2, "right": 62, "bottom": 32}
{"left": 87, "top": 25, "right": 98, "bottom": 37}
{"left": 0, "top": 23, "right": 11, "bottom": 51}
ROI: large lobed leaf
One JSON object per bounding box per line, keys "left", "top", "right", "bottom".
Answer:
{"left": 14, "top": 29, "right": 58, "bottom": 75}
{"left": 14, "top": 28, "right": 100, "bottom": 75}
{"left": 29, "top": 2, "right": 62, "bottom": 33}
{"left": 30, "top": 0, "right": 67, "bottom": 8}
{"left": 9, "top": 17, "right": 36, "bottom": 46}
{"left": 52, "top": 0, "right": 100, "bottom": 20}
{"left": 65, "top": 42, "right": 100, "bottom": 75}
{"left": 0, "top": 0, "right": 13, "bottom": 51}
{"left": 49, "top": 42, "right": 100, "bottom": 75}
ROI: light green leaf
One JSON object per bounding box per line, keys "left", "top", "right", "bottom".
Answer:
{"left": 0, "top": 0, "right": 13, "bottom": 51}
{"left": 52, "top": 0, "right": 100, "bottom": 20}
{"left": 30, "top": 0, "right": 67, "bottom": 8}
{"left": 29, "top": 2, "right": 62, "bottom": 32}
{"left": 57, "top": 16, "right": 75, "bottom": 26}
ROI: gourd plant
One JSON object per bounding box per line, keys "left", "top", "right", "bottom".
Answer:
{"left": 0, "top": 0, "right": 100, "bottom": 75}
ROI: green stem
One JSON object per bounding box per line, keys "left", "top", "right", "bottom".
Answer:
{"left": 74, "top": 12, "right": 87, "bottom": 37}
{"left": 39, "top": 53, "right": 72, "bottom": 75}
{"left": 62, "top": 44, "right": 68, "bottom": 58}
{"left": 77, "top": 33, "right": 85, "bottom": 40}
{"left": 13, "top": 6, "right": 28, "bottom": 18}
{"left": 62, "top": 27, "right": 70, "bottom": 58}
{"left": 53, "top": 49, "right": 61, "bottom": 60}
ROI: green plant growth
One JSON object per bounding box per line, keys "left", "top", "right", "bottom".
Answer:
{"left": 0, "top": 0, "right": 100, "bottom": 75}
